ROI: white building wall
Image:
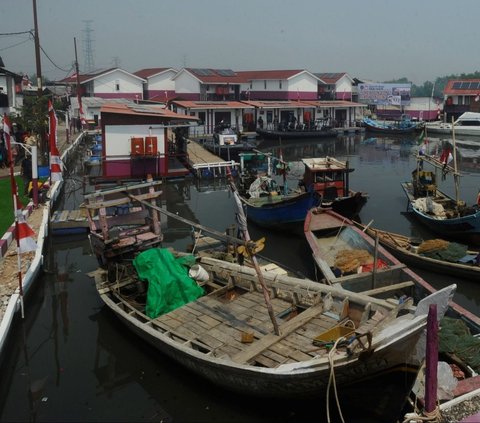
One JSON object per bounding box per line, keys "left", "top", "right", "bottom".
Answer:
{"left": 287, "top": 74, "right": 318, "bottom": 92}
{"left": 336, "top": 76, "right": 352, "bottom": 94}
{"left": 93, "top": 71, "right": 143, "bottom": 95}
{"left": 175, "top": 72, "right": 200, "bottom": 94}
{"left": 104, "top": 124, "right": 166, "bottom": 158}
{"left": 148, "top": 70, "right": 177, "bottom": 91}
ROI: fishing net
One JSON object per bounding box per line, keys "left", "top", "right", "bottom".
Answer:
{"left": 133, "top": 248, "right": 204, "bottom": 318}
{"left": 334, "top": 249, "right": 373, "bottom": 273}
{"left": 418, "top": 240, "right": 468, "bottom": 262}
{"left": 439, "top": 317, "right": 480, "bottom": 373}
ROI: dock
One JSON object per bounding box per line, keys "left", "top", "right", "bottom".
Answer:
{"left": 186, "top": 139, "right": 239, "bottom": 178}
{"left": 50, "top": 209, "right": 90, "bottom": 235}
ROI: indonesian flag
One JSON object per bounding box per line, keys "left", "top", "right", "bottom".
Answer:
{"left": 475, "top": 93, "right": 480, "bottom": 102}
{"left": 440, "top": 147, "right": 453, "bottom": 165}
{"left": 15, "top": 205, "right": 37, "bottom": 253}
{"left": 3, "top": 113, "right": 11, "bottom": 142}
{"left": 48, "top": 100, "right": 63, "bottom": 181}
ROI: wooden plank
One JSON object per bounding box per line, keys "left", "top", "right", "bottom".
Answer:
{"left": 84, "top": 190, "right": 163, "bottom": 209}
{"left": 231, "top": 302, "right": 324, "bottom": 364}
{"left": 361, "top": 280, "right": 414, "bottom": 296}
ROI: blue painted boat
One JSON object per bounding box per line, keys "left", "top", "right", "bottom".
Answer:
{"left": 242, "top": 189, "right": 321, "bottom": 228}
{"left": 363, "top": 115, "right": 419, "bottom": 134}
{"left": 401, "top": 152, "right": 480, "bottom": 246}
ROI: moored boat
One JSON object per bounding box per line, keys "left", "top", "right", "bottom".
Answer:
{"left": 356, "top": 223, "right": 480, "bottom": 281}
{"left": 400, "top": 148, "right": 480, "bottom": 246}
{"left": 300, "top": 157, "right": 368, "bottom": 219}
{"left": 90, "top": 247, "right": 452, "bottom": 399}
{"left": 256, "top": 126, "right": 338, "bottom": 140}
{"left": 303, "top": 207, "right": 480, "bottom": 417}
{"left": 362, "top": 115, "right": 419, "bottom": 135}
{"left": 425, "top": 112, "right": 480, "bottom": 137}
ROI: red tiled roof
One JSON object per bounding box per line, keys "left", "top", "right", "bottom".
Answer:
{"left": 58, "top": 68, "right": 117, "bottom": 84}
{"left": 183, "top": 68, "right": 248, "bottom": 84}
{"left": 241, "top": 100, "right": 314, "bottom": 108}
{"left": 100, "top": 102, "right": 198, "bottom": 120}
{"left": 133, "top": 68, "right": 175, "bottom": 79}
{"left": 315, "top": 73, "right": 347, "bottom": 84}
{"left": 172, "top": 100, "right": 252, "bottom": 110}
{"left": 236, "top": 69, "right": 306, "bottom": 80}
{"left": 444, "top": 79, "right": 480, "bottom": 96}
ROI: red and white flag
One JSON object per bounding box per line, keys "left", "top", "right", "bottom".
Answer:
{"left": 15, "top": 206, "right": 37, "bottom": 253}
{"left": 48, "top": 100, "right": 63, "bottom": 182}
{"left": 475, "top": 93, "right": 480, "bottom": 102}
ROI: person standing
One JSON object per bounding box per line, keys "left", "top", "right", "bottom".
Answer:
{"left": 21, "top": 154, "right": 32, "bottom": 196}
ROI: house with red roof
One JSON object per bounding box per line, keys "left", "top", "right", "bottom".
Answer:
{"left": 236, "top": 69, "right": 322, "bottom": 101}
{"left": 98, "top": 102, "right": 197, "bottom": 179}
{"left": 173, "top": 68, "right": 246, "bottom": 101}
{"left": 314, "top": 73, "right": 354, "bottom": 101}
{"left": 443, "top": 79, "right": 480, "bottom": 121}
{"left": 59, "top": 68, "right": 145, "bottom": 100}
{"left": 133, "top": 67, "right": 177, "bottom": 102}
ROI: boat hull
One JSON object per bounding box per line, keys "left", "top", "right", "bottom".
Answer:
{"left": 256, "top": 128, "right": 337, "bottom": 140}
{"left": 401, "top": 182, "right": 480, "bottom": 245}
{"left": 98, "top": 275, "right": 425, "bottom": 399}
{"left": 245, "top": 191, "right": 321, "bottom": 227}
{"left": 328, "top": 193, "right": 368, "bottom": 219}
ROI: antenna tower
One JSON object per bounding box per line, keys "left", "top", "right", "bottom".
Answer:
{"left": 82, "top": 20, "right": 95, "bottom": 73}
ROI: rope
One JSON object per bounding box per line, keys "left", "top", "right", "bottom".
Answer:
{"left": 402, "top": 406, "right": 442, "bottom": 423}
{"left": 190, "top": 228, "right": 202, "bottom": 254}
{"left": 326, "top": 336, "right": 347, "bottom": 423}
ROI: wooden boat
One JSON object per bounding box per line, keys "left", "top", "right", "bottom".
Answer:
{"left": 84, "top": 179, "right": 163, "bottom": 266}
{"left": 256, "top": 126, "right": 337, "bottom": 140}
{"left": 356, "top": 223, "right": 480, "bottom": 281}
{"left": 362, "top": 115, "right": 418, "bottom": 135}
{"left": 90, "top": 248, "right": 453, "bottom": 399}
{"left": 236, "top": 153, "right": 322, "bottom": 228}
{"left": 240, "top": 183, "right": 321, "bottom": 228}
{"left": 304, "top": 207, "right": 480, "bottom": 414}
{"left": 400, "top": 146, "right": 480, "bottom": 246}
{"left": 300, "top": 157, "right": 368, "bottom": 219}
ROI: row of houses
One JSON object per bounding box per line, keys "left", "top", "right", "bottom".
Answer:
{"left": 3, "top": 57, "right": 480, "bottom": 129}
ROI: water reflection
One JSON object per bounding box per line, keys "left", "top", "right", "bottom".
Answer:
{"left": 1, "top": 132, "right": 480, "bottom": 422}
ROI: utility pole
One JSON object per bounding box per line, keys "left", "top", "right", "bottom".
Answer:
{"left": 32, "top": 0, "right": 42, "bottom": 95}
{"left": 32, "top": 0, "right": 46, "bottom": 163}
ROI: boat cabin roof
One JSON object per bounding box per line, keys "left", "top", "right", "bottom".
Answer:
{"left": 302, "top": 157, "right": 348, "bottom": 172}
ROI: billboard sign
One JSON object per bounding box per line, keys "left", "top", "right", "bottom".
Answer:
{"left": 358, "top": 83, "right": 411, "bottom": 106}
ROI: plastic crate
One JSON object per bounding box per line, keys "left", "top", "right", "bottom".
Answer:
{"left": 313, "top": 321, "right": 355, "bottom": 346}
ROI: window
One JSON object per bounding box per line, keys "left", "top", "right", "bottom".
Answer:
{"left": 264, "top": 80, "right": 267, "bottom": 90}
{"left": 115, "top": 80, "right": 120, "bottom": 91}
{"left": 249, "top": 82, "right": 252, "bottom": 89}
{"left": 279, "top": 80, "right": 282, "bottom": 89}
{"left": 458, "top": 96, "right": 463, "bottom": 105}
{"left": 465, "top": 96, "right": 471, "bottom": 105}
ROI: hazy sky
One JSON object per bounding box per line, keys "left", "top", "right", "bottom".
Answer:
{"left": 1, "top": 0, "right": 479, "bottom": 85}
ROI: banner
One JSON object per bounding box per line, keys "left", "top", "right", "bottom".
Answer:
{"left": 358, "top": 83, "right": 411, "bottom": 106}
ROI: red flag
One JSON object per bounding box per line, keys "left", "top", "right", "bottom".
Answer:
{"left": 48, "top": 100, "right": 63, "bottom": 181}
{"left": 15, "top": 206, "right": 37, "bottom": 253}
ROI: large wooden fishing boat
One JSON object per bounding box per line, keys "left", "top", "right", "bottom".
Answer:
{"left": 90, "top": 249, "right": 452, "bottom": 398}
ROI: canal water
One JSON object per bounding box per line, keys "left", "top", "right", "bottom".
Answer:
{"left": 1, "top": 133, "right": 480, "bottom": 422}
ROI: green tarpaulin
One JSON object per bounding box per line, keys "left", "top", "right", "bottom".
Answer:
{"left": 133, "top": 248, "right": 204, "bottom": 318}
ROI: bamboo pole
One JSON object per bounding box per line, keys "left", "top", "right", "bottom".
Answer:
{"left": 451, "top": 116, "right": 460, "bottom": 205}
{"left": 226, "top": 170, "right": 280, "bottom": 335}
